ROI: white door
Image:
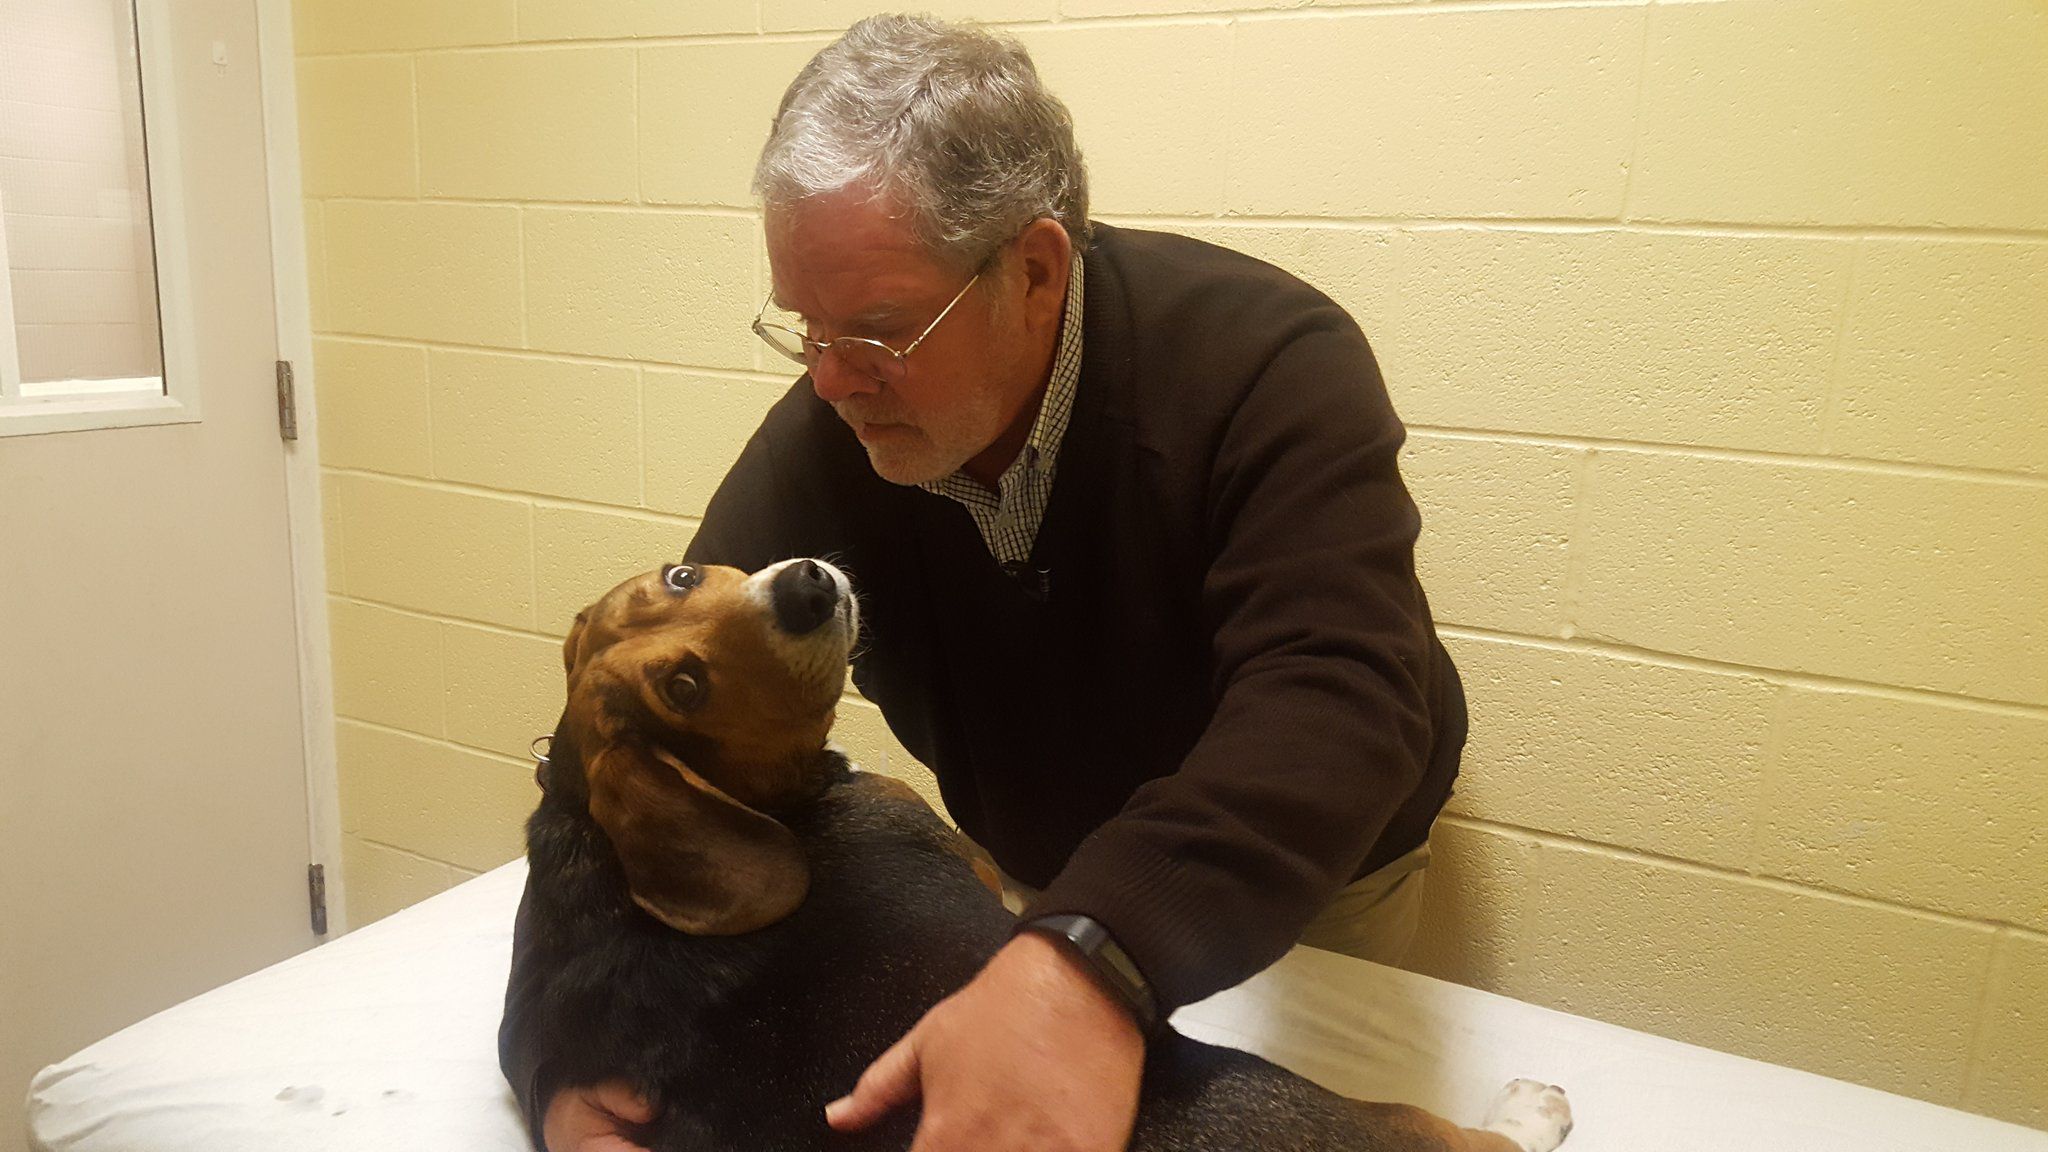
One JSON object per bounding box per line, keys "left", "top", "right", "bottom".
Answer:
{"left": 0, "top": 0, "right": 317, "bottom": 1136}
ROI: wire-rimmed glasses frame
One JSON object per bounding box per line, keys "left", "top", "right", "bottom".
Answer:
{"left": 751, "top": 269, "right": 984, "bottom": 385}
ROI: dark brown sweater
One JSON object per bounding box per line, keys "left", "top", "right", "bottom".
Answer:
{"left": 681, "top": 223, "right": 1463, "bottom": 1013}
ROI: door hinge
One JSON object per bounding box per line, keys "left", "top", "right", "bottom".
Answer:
{"left": 276, "top": 360, "right": 299, "bottom": 441}
{"left": 308, "top": 863, "right": 328, "bottom": 936}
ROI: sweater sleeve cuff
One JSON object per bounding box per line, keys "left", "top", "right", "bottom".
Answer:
{"left": 1019, "top": 835, "right": 1299, "bottom": 1016}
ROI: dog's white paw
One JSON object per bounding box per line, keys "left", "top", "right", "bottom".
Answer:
{"left": 1482, "top": 1078, "right": 1572, "bottom": 1152}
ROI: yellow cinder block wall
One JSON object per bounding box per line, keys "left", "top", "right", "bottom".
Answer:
{"left": 291, "top": 0, "right": 2048, "bottom": 1128}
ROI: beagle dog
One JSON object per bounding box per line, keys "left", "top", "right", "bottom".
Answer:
{"left": 500, "top": 558, "right": 1572, "bottom": 1152}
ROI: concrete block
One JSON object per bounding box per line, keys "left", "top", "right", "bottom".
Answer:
{"left": 1575, "top": 452, "right": 2048, "bottom": 706}
{"left": 443, "top": 622, "right": 565, "bottom": 760}
{"left": 328, "top": 597, "right": 444, "bottom": 736}
{"left": 1400, "top": 433, "right": 1579, "bottom": 636}
{"left": 313, "top": 338, "right": 431, "bottom": 475}
{"left": 532, "top": 504, "right": 696, "bottom": 633}
{"left": 642, "top": 370, "right": 784, "bottom": 518}
{"left": 1832, "top": 240, "right": 2048, "bottom": 476}
{"left": 1444, "top": 634, "right": 1774, "bottom": 869}
{"left": 428, "top": 349, "right": 641, "bottom": 503}
{"left": 295, "top": 55, "right": 416, "bottom": 198}
{"left": 325, "top": 201, "right": 523, "bottom": 347}
{"left": 338, "top": 474, "right": 535, "bottom": 628}
{"left": 1384, "top": 228, "right": 1851, "bottom": 453}
{"left": 337, "top": 720, "right": 535, "bottom": 872}
{"left": 1227, "top": 8, "right": 1641, "bottom": 219}
{"left": 524, "top": 208, "right": 757, "bottom": 368}
{"left": 1409, "top": 820, "right": 1996, "bottom": 1105}
{"left": 1757, "top": 687, "right": 2048, "bottom": 931}
{"left": 418, "top": 48, "right": 635, "bottom": 202}
{"left": 1632, "top": 0, "right": 2048, "bottom": 229}
{"left": 640, "top": 40, "right": 832, "bottom": 208}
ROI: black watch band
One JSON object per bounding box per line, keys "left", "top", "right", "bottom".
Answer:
{"left": 1020, "top": 913, "right": 1161, "bottom": 1033}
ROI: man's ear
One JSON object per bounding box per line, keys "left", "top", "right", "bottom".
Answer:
{"left": 586, "top": 738, "right": 810, "bottom": 934}
{"left": 1015, "top": 216, "right": 1074, "bottom": 336}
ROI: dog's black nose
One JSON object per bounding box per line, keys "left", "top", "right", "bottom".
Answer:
{"left": 771, "top": 560, "right": 839, "bottom": 635}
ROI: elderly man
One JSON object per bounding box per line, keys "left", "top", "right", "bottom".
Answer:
{"left": 529, "top": 13, "right": 1464, "bottom": 1152}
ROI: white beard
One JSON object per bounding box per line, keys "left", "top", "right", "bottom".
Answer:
{"left": 834, "top": 385, "right": 1012, "bottom": 486}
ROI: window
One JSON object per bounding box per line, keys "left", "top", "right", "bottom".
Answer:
{"left": 1, "top": 0, "right": 196, "bottom": 437}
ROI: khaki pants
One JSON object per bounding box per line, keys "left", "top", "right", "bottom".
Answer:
{"left": 993, "top": 833, "right": 1433, "bottom": 969}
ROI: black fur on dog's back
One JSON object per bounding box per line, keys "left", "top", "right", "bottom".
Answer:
{"left": 501, "top": 722, "right": 1427, "bottom": 1152}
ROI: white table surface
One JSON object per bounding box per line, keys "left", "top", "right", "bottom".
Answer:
{"left": 27, "top": 859, "right": 2048, "bottom": 1152}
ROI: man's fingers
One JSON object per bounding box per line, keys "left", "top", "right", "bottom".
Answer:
{"left": 587, "top": 1080, "right": 655, "bottom": 1125}
{"left": 826, "top": 1034, "right": 923, "bottom": 1132}
{"left": 543, "top": 1081, "right": 655, "bottom": 1152}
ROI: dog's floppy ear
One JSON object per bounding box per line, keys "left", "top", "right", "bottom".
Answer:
{"left": 562, "top": 608, "right": 594, "bottom": 675}
{"left": 586, "top": 737, "right": 809, "bottom": 935}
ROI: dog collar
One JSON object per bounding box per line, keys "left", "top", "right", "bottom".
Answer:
{"left": 529, "top": 734, "right": 552, "bottom": 793}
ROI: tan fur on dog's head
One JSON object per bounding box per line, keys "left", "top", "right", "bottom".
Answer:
{"left": 562, "top": 559, "right": 858, "bottom": 935}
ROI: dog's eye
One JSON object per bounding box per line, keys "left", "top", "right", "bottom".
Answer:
{"left": 662, "top": 564, "right": 701, "bottom": 594}
{"left": 665, "top": 670, "right": 705, "bottom": 712}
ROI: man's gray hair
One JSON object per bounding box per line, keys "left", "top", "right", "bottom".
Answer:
{"left": 753, "top": 13, "right": 1091, "bottom": 270}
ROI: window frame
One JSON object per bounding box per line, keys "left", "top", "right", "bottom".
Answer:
{"left": 0, "top": 0, "right": 203, "bottom": 439}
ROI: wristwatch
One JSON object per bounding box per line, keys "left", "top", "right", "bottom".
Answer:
{"left": 1020, "top": 913, "right": 1160, "bottom": 1033}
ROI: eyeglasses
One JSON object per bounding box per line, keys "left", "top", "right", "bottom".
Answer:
{"left": 751, "top": 270, "right": 983, "bottom": 386}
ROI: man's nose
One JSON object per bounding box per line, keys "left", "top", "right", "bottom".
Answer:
{"left": 809, "top": 350, "right": 883, "bottom": 404}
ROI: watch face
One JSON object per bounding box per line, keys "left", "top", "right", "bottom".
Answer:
{"left": 1101, "top": 948, "right": 1145, "bottom": 989}
{"left": 1028, "top": 915, "right": 1156, "bottom": 1025}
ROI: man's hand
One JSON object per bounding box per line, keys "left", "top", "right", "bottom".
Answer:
{"left": 542, "top": 1080, "right": 654, "bottom": 1152}
{"left": 826, "top": 932, "right": 1146, "bottom": 1152}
